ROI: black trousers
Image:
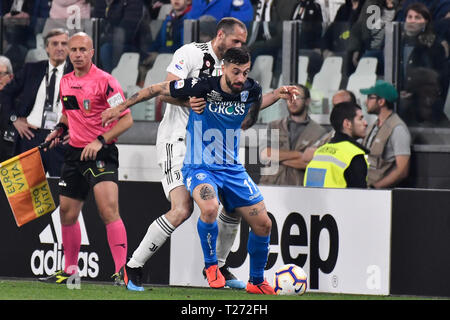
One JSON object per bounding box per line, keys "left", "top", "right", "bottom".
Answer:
{"left": 15, "top": 128, "right": 66, "bottom": 177}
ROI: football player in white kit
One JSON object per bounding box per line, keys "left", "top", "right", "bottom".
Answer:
{"left": 118, "top": 17, "right": 295, "bottom": 291}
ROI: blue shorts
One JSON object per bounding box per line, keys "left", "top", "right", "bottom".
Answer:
{"left": 182, "top": 166, "right": 264, "bottom": 213}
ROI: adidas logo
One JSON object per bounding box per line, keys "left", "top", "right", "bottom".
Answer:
{"left": 30, "top": 207, "right": 100, "bottom": 278}
{"left": 39, "top": 207, "right": 90, "bottom": 245}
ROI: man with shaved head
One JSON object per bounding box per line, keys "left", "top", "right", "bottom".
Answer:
{"left": 39, "top": 32, "right": 134, "bottom": 285}
{"left": 332, "top": 89, "right": 356, "bottom": 107}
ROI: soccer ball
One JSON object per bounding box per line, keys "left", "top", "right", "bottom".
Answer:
{"left": 272, "top": 264, "right": 307, "bottom": 296}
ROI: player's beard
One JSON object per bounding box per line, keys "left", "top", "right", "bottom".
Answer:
{"left": 225, "top": 75, "right": 244, "bottom": 94}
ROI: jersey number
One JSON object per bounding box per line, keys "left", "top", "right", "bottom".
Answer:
{"left": 244, "top": 178, "right": 258, "bottom": 195}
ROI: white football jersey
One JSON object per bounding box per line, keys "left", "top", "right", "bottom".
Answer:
{"left": 156, "top": 41, "right": 223, "bottom": 145}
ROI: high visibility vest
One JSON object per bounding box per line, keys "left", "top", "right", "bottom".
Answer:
{"left": 304, "top": 141, "right": 368, "bottom": 188}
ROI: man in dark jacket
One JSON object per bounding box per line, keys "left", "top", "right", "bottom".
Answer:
{"left": 1, "top": 28, "right": 72, "bottom": 176}
{"left": 93, "top": 0, "right": 147, "bottom": 72}
{"left": 0, "top": 55, "right": 15, "bottom": 162}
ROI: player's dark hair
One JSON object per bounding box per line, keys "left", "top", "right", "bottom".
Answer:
{"left": 215, "top": 17, "right": 247, "bottom": 36}
{"left": 223, "top": 46, "right": 251, "bottom": 65}
{"left": 44, "top": 28, "right": 69, "bottom": 47}
{"left": 330, "top": 102, "right": 361, "bottom": 132}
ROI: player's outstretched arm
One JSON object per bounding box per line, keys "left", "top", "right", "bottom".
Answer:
{"left": 260, "top": 86, "right": 300, "bottom": 111}
{"left": 102, "top": 81, "right": 172, "bottom": 126}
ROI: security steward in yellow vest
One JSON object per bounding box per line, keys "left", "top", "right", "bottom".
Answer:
{"left": 304, "top": 102, "right": 369, "bottom": 188}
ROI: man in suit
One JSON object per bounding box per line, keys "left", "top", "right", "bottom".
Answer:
{"left": 0, "top": 55, "right": 15, "bottom": 162}
{"left": 2, "top": 28, "right": 72, "bottom": 176}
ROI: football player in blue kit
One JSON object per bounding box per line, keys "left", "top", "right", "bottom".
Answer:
{"left": 102, "top": 47, "right": 298, "bottom": 294}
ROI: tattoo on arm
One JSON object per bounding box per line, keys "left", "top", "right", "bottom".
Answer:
{"left": 242, "top": 96, "right": 262, "bottom": 129}
{"left": 128, "top": 92, "right": 139, "bottom": 103}
{"left": 199, "top": 185, "right": 216, "bottom": 200}
{"left": 249, "top": 208, "right": 259, "bottom": 216}
{"left": 157, "top": 82, "right": 170, "bottom": 95}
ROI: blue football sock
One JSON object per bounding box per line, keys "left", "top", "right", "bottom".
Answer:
{"left": 247, "top": 231, "right": 270, "bottom": 285}
{"left": 197, "top": 218, "right": 218, "bottom": 268}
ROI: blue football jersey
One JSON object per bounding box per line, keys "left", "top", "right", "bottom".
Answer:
{"left": 169, "top": 76, "right": 262, "bottom": 171}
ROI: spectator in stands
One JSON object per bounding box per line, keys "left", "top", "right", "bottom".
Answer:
{"left": 291, "top": 0, "right": 324, "bottom": 81}
{"left": 1, "top": 0, "right": 51, "bottom": 73}
{"left": 186, "top": 0, "right": 254, "bottom": 23}
{"left": 93, "top": 0, "right": 150, "bottom": 73}
{"left": 137, "top": 0, "right": 192, "bottom": 86}
{"left": 396, "top": 0, "right": 450, "bottom": 22}
{"left": 397, "top": 3, "right": 449, "bottom": 126}
{"left": 146, "top": 0, "right": 171, "bottom": 20}
{"left": 348, "top": 0, "right": 401, "bottom": 75}
{"left": 304, "top": 101, "right": 369, "bottom": 188}
{"left": 360, "top": 80, "right": 411, "bottom": 188}
{"left": 43, "top": 0, "right": 92, "bottom": 35}
{"left": 434, "top": 9, "right": 450, "bottom": 58}
{"left": 321, "top": 0, "right": 366, "bottom": 67}
{"left": 0, "top": 28, "right": 73, "bottom": 176}
{"left": 0, "top": 56, "right": 15, "bottom": 162}
{"left": 292, "top": 0, "right": 323, "bottom": 50}
{"left": 247, "top": 0, "right": 299, "bottom": 87}
{"left": 259, "top": 84, "right": 327, "bottom": 186}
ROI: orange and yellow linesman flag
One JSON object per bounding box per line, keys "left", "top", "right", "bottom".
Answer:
{"left": 0, "top": 147, "right": 56, "bottom": 227}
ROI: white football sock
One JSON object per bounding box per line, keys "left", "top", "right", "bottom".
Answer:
{"left": 127, "top": 215, "right": 175, "bottom": 268}
{"left": 216, "top": 210, "right": 241, "bottom": 268}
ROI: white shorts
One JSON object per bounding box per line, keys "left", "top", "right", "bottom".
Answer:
{"left": 157, "top": 141, "right": 186, "bottom": 200}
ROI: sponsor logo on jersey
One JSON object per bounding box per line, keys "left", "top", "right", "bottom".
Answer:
{"left": 196, "top": 173, "right": 206, "bottom": 181}
{"left": 208, "top": 101, "right": 246, "bottom": 116}
{"left": 191, "top": 77, "right": 199, "bottom": 87}
{"left": 240, "top": 91, "right": 249, "bottom": 102}
{"left": 174, "top": 79, "right": 185, "bottom": 89}
{"left": 206, "top": 90, "right": 223, "bottom": 102}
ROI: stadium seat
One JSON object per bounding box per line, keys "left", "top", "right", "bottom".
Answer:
{"left": 311, "top": 56, "right": 343, "bottom": 113}
{"left": 354, "top": 57, "right": 378, "bottom": 75}
{"left": 444, "top": 84, "right": 450, "bottom": 120}
{"left": 24, "top": 48, "right": 48, "bottom": 63}
{"left": 298, "top": 55, "right": 309, "bottom": 86}
{"left": 36, "top": 33, "right": 45, "bottom": 50}
{"left": 111, "top": 52, "right": 140, "bottom": 92}
{"left": 346, "top": 73, "right": 377, "bottom": 112}
{"left": 157, "top": 4, "right": 172, "bottom": 20}
{"left": 249, "top": 55, "right": 273, "bottom": 94}
{"left": 329, "top": 0, "right": 346, "bottom": 22}
{"left": 141, "top": 53, "right": 174, "bottom": 121}
{"left": 249, "top": 55, "right": 277, "bottom": 123}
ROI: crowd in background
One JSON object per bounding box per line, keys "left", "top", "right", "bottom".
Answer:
{"left": 0, "top": 0, "right": 449, "bottom": 189}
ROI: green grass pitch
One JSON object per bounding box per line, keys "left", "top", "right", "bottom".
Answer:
{"left": 0, "top": 279, "right": 445, "bottom": 300}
